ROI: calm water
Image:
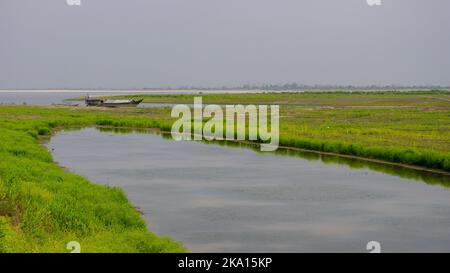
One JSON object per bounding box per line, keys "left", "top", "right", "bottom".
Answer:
{"left": 0, "top": 90, "right": 192, "bottom": 107}
{"left": 0, "top": 90, "right": 266, "bottom": 106}
{"left": 47, "top": 128, "right": 450, "bottom": 252}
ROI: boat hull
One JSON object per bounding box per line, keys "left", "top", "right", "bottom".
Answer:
{"left": 85, "top": 98, "right": 143, "bottom": 107}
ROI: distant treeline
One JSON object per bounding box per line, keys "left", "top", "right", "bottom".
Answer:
{"left": 5, "top": 84, "right": 449, "bottom": 91}
{"left": 141, "top": 83, "right": 450, "bottom": 91}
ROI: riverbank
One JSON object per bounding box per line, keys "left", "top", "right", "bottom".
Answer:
{"left": 47, "top": 127, "right": 450, "bottom": 252}
{"left": 0, "top": 106, "right": 183, "bottom": 252}
{"left": 71, "top": 91, "right": 450, "bottom": 171}
{"left": 0, "top": 97, "right": 449, "bottom": 251}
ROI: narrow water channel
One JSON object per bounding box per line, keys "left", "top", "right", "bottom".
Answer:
{"left": 47, "top": 128, "right": 450, "bottom": 252}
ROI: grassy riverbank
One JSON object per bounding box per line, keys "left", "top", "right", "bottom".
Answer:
{"left": 72, "top": 90, "right": 450, "bottom": 171}
{"left": 0, "top": 90, "right": 449, "bottom": 252}
{"left": 0, "top": 106, "right": 182, "bottom": 252}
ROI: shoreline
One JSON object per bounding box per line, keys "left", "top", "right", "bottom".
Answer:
{"left": 46, "top": 124, "right": 450, "bottom": 178}
{"left": 1, "top": 102, "right": 449, "bottom": 252}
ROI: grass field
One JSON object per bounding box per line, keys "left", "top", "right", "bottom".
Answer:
{"left": 74, "top": 90, "right": 450, "bottom": 171}
{"left": 73, "top": 90, "right": 450, "bottom": 107}
{"left": 1, "top": 90, "right": 450, "bottom": 252}
{"left": 0, "top": 106, "right": 182, "bottom": 252}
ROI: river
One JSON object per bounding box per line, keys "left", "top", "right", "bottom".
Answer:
{"left": 47, "top": 128, "right": 450, "bottom": 252}
{"left": 0, "top": 89, "right": 272, "bottom": 106}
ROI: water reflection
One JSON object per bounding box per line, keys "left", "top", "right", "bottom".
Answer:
{"left": 97, "top": 127, "right": 450, "bottom": 188}
{"left": 49, "top": 127, "right": 450, "bottom": 252}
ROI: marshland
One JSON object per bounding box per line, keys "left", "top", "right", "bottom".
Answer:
{"left": 1, "top": 90, "right": 450, "bottom": 252}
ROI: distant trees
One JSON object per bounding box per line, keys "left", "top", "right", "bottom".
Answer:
{"left": 236, "top": 83, "right": 448, "bottom": 91}
{"left": 142, "top": 83, "right": 449, "bottom": 91}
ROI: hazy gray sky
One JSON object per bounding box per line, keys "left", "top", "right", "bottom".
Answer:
{"left": 1, "top": 0, "right": 449, "bottom": 89}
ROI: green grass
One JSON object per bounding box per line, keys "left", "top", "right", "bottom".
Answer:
{"left": 277, "top": 107, "right": 450, "bottom": 171}
{"left": 1, "top": 90, "right": 450, "bottom": 252}
{"left": 71, "top": 90, "right": 450, "bottom": 171}
{"left": 0, "top": 106, "right": 184, "bottom": 252}
{"left": 70, "top": 89, "right": 450, "bottom": 107}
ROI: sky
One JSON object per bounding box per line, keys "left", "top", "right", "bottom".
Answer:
{"left": 1, "top": 0, "right": 449, "bottom": 89}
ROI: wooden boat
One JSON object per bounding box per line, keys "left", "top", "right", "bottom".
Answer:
{"left": 85, "top": 96, "right": 143, "bottom": 107}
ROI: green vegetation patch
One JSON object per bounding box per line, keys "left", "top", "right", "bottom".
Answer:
{"left": 1, "top": 90, "right": 450, "bottom": 252}
{"left": 74, "top": 89, "right": 450, "bottom": 107}
{"left": 0, "top": 106, "right": 184, "bottom": 252}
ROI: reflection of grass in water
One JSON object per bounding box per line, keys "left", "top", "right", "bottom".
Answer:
{"left": 104, "top": 127, "right": 450, "bottom": 187}
{"left": 97, "top": 127, "right": 156, "bottom": 135}
{"left": 73, "top": 91, "right": 450, "bottom": 172}
{"left": 318, "top": 153, "right": 450, "bottom": 187}
{"left": 1, "top": 100, "right": 449, "bottom": 252}
{"left": 0, "top": 107, "right": 184, "bottom": 253}
{"left": 159, "top": 135, "right": 450, "bottom": 188}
